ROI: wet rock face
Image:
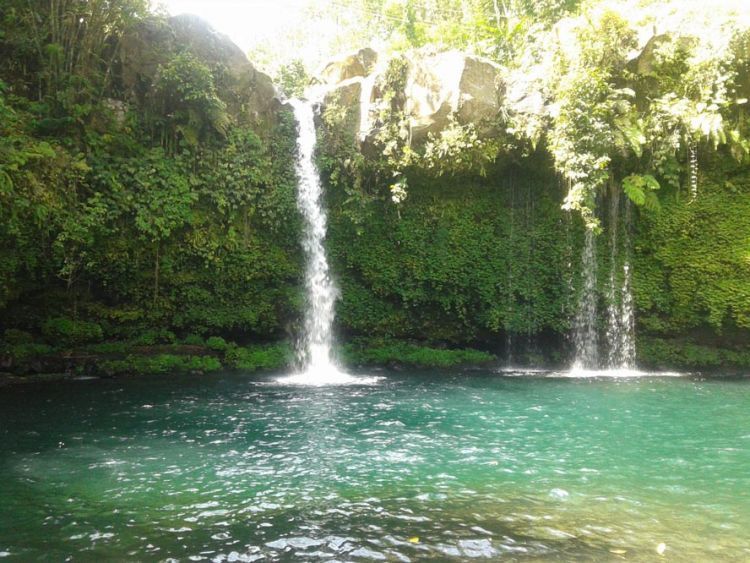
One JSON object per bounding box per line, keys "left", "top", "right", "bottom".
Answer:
{"left": 119, "top": 14, "right": 279, "bottom": 127}
{"left": 317, "top": 48, "right": 505, "bottom": 145}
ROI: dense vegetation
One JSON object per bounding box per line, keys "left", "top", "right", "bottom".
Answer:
{"left": 313, "top": 0, "right": 750, "bottom": 368}
{"left": 1, "top": 0, "right": 749, "bottom": 375}
{"left": 0, "top": 1, "right": 302, "bottom": 374}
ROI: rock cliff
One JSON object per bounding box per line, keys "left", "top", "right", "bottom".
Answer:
{"left": 317, "top": 48, "right": 505, "bottom": 145}
{"left": 119, "top": 14, "right": 280, "bottom": 127}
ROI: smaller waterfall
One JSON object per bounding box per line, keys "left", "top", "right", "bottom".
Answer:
{"left": 572, "top": 191, "right": 636, "bottom": 374}
{"left": 358, "top": 59, "right": 387, "bottom": 143}
{"left": 618, "top": 258, "right": 636, "bottom": 367}
{"left": 572, "top": 229, "right": 599, "bottom": 369}
{"left": 688, "top": 141, "right": 699, "bottom": 200}
{"left": 605, "top": 188, "right": 621, "bottom": 365}
{"left": 359, "top": 71, "right": 378, "bottom": 142}
{"left": 605, "top": 195, "right": 636, "bottom": 369}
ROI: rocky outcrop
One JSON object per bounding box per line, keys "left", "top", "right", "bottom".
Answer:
{"left": 317, "top": 48, "right": 378, "bottom": 85}
{"left": 119, "top": 14, "right": 279, "bottom": 127}
{"left": 317, "top": 48, "right": 505, "bottom": 145}
{"left": 403, "top": 50, "right": 504, "bottom": 140}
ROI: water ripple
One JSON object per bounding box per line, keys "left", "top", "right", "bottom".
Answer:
{"left": 0, "top": 370, "right": 748, "bottom": 560}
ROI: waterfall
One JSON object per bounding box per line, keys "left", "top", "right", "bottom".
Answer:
{"left": 605, "top": 190, "right": 622, "bottom": 367}
{"left": 572, "top": 193, "right": 636, "bottom": 373}
{"left": 688, "top": 141, "right": 699, "bottom": 200}
{"left": 609, "top": 199, "right": 636, "bottom": 369}
{"left": 619, "top": 256, "right": 636, "bottom": 368}
{"left": 572, "top": 229, "right": 600, "bottom": 369}
{"left": 359, "top": 71, "right": 378, "bottom": 142}
{"left": 288, "top": 99, "right": 343, "bottom": 380}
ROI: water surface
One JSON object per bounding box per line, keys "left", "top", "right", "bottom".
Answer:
{"left": 0, "top": 370, "right": 748, "bottom": 561}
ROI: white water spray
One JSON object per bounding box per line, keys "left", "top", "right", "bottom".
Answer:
{"left": 572, "top": 229, "right": 599, "bottom": 370}
{"left": 287, "top": 100, "right": 345, "bottom": 382}
{"left": 282, "top": 99, "right": 379, "bottom": 386}
{"left": 571, "top": 193, "right": 637, "bottom": 376}
{"left": 604, "top": 194, "right": 636, "bottom": 370}
{"left": 688, "top": 140, "right": 699, "bottom": 201}
{"left": 605, "top": 190, "right": 621, "bottom": 366}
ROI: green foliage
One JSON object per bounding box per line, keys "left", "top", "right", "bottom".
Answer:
{"left": 206, "top": 336, "right": 228, "bottom": 351}
{"left": 343, "top": 339, "right": 495, "bottom": 368}
{"left": 291, "top": 0, "right": 581, "bottom": 65}
{"left": 325, "top": 154, "right": 579, "bottom": 344}
{"left": 151, "top": 51, "right": 230, "bottom": 149}
{"left": 129, "top": 329, "right": 176, "bottom": 346}
{"left": 276, "top": 59, "right": 309, "bottom": 98}
{"left": 83, "top": 342, "right": 132, "bottom": 355}
{"left": 507, "top": 3, "right": 750, "bottom": 227}
{"left": 0, "top": 2, "right": 303, "bottom": 349}
{"left": 638, "top": 337, "right": 750, "bottom": 372}
{"left": 633, "top": 159, "right": 750, "bottom": 333}
{"left": 182, "top": 334, "right": 205, "bottom": 346}
{"left": 41, "top": 318, "right": 104, "bottom": 347}
{"left": 623, "top": 174, "right": 660, "bottom": 211}
{"left": 224, "top": 342, "right": 293, "bottom": 371}
{"left": 544, "top": 11, "right": 638, "bottom": 230}
{"left": 3, "top": 329, "right": 33, "bottom": 345}
{"left": 422, "top": 120, "right": 502, "bottom": 177}
{"left": 0, "top": 343, "right": 54, "bottom": 364}
{"left": 100, "top": 354, "right": 222, "bottom": 376}
{"left": 0, "top": 0, "right": 149, "bottom": 112}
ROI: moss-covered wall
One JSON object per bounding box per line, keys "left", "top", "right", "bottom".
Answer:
{"left": 633, "top": 152, "right": 750, "bottom": 371}
{"left": 324, "top": 151, "right": 584, "bottom": 361}
{"left": 322, "top": 130, "right": 750, "bottom": 370}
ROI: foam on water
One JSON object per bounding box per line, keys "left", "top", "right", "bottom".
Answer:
{"left": 276, "top": 368, "right": 382, "bottom": 387}
{"left": 497, "top": 366, "right": 685, "bottom": 378}
{"left": 561, "top": 367, "right": 684, "bottom": 378}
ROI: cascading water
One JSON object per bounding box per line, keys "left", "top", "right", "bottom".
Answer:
{"left": 604, "top": 191, "right": 636, "bottom": 370}
{"left": 605, "top": 188, "right": 621, "bottom": 365}
{"left": 286, "top": 99, "right": 347, "bottom": 383}
{"left": 572, "top": 192, "right": 636, "bottom": 374}
{"left": 688, "top": 140, "right": 699, "bottom": 200}
{"left": 359, "top": 71, "right": 378, "bottom": 142}
{"left": 572, "top": 228, "right": 600, "bottom": 370}
{"left": 618, "top": 257, "right": 636, "bottom": 367}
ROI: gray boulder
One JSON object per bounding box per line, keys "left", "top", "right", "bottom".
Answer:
{"left": 119, "top": 14, "right": 280, "bottom": 127}
{"left": 317, "top": 48, "right": 378, "bottom": 85}
{"left": 317, "top": 48, "right": 504, "bottom": 145}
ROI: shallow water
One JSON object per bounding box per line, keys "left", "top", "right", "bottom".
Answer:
{"left": 0, "top": 369, "right": 748, "bottom": 561}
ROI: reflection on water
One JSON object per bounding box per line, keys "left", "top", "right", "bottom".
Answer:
{"left": 0, "top": 370, "right": 748, "bottom": 560}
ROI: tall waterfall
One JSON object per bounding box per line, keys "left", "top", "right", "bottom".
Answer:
{"left": 289, "top": 99, "right": 342, "bottom": 379}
